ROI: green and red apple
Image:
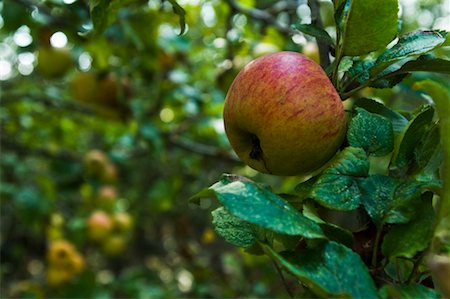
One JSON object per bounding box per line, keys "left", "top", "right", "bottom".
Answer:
{"left": 223, "top": 51, "right": 346, "bottom": 176}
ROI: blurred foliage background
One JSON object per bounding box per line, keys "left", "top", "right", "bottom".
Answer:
{"left": 0, "top": 0, "right": 449, "bottom": 297}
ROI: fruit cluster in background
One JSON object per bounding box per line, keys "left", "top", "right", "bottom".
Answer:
{"left": 44, "top": 149, "right": 134, "bottom": 287}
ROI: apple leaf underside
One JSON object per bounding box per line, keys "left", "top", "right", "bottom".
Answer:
{"left": 211, "top": 207, "right": 257, "bottom": 248}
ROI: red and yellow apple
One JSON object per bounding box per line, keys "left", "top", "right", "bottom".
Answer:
{"left": 223, "top": 51, "right": 346, "bottom": 176}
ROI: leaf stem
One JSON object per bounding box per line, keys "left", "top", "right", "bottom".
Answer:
{"left": 272, "top": 258, "right": 295, "bottom": 298}
{"left": 332, "top": 50, "right": 344, "bottom": 87}
{"left": 371, "top": 226, "right": 383, "bottom": 268}
{"left": 406, "top": 251, "right": 426, "bottom": 284}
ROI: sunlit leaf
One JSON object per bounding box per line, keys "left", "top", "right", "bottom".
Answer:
{"left": 339, "top": 0, "right": 399, "bottom": 56}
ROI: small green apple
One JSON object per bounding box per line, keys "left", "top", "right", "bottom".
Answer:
{"left": 223, "top": 51, "right": 346, "bottom": 176}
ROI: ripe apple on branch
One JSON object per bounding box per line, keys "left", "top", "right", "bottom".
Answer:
{"left": 223, "top": 51, "right": 347, "bottom": 176}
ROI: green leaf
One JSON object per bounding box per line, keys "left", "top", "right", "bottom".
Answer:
{"left": 413, "top": 81, "right": 450, "bottom": 251}
{"left": 89, "top": 0, "right": 112, "bottom": 34}
{"left": 347, "top": 108, "right": 394, "bottom": 156}
{"left": 309, "top": 147, "right": 369, "bottom": 210}
{"left": 340, "top": 0, "right": 399, "bottom": 56}
{"left": 381, "top": 199, "right": 435, "bottom": 259}
{"left": 359, "top": 175, "right": 398, "bottom": 227}
{"left": 90, "top": 0, "right": 135, "bottom": 35}
{"left": 368, "top": 73, "right": 409, "bottom": 89}
{"left": 398, "top": 57, "right": 450, "bottom": 74}
{"left": 375, "top": 30, "right": 448, "bottom": 67}
{"left": 360, "top": 175, "right": 440, "bottom": 226}
{"left": 167, "top": 0, "right": 186, "bottom": 35}
{"left": 392, "top": 105, "right": 435, "bottom": 175}
{"left": 343, "top": 31, "right": 448, "bottom": 90}
{"left": 379, "top": 284, "right": 440, "bottom": 299}
{"left": 211, "top": 207, "right": 257, "bottom": 248}
{"left": 354, "top": 98, "right": 409, "bottom": 134}
{"left": 302, "top": 202, "right": 354, "bottom": 247}
{"left": 383, "top": 259, "right": 414, "bottom": 283}
{"left": 345, "top": 58, "right": 376, "bottom": 87}
{"left": 195, "top": 174, "right": 325, "bottom": 239}
{"left": 386, "top": 179, "right": 441, "bottom": 224}
{"left": 293, "top": 24, "right": 335, "bottom": 46}
{"left": 414, "top": 123, "right": 441, "bottom": 173}
{"left": 265, "top": 241, "right": 378, "bottom": 298}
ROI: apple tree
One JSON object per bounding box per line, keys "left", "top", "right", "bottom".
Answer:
{"left": 193, "top": 0, "right": 450, "bottom": 298}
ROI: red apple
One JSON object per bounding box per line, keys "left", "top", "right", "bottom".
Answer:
{"left": 223, "top": 51, "right": 346, "bottom": 176}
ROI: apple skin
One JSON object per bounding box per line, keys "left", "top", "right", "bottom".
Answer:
{"left": 223, "top": 51, "right": 346, "bottom": 176}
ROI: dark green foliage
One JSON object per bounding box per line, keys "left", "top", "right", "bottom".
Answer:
{"left": 270, "top": 241, "right": 378, "bottom": 298}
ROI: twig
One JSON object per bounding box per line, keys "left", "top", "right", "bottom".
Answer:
{"left": 224, "top": 0, "right": 296, "bottom": 36}
{"left": 371, "top": 226, "right": 383, "bottom": 269}
{"left": 2, "top": 92, "right": 95, "bottom": 114}
{"left": 1, "top": 138, "right": 80, "bottom": 161}
{"left": 272, "top": 258, "right": 294, "bottom": 298}
{"left": 167, "top": 134, "right": 240, "bottom": 163}
{"left": 307, "top": 0, "right": 331, "bottom": 68}
{"left": 406, "top": 251, "right": 427, "bottom": 284}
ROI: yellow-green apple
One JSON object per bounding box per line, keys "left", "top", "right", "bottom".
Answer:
{"left": 101, "top": 234, "right": 126, "bottom": 256}
{"left": 113, "top": 212, "right": 133, "bottom": 232}
{"left": 37, "top": 46, "right": 73, "bottom": 79}
{"left": 87, "top": 210, "right": 113, "bottom": 241}
{"left": 223, "top": 51, "right": 346, "bottom": 176}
